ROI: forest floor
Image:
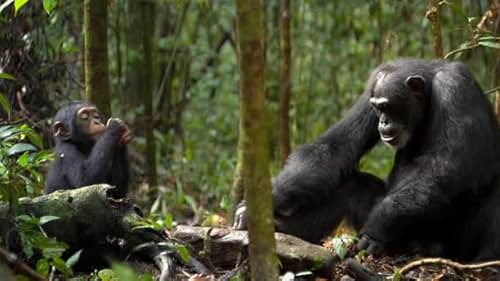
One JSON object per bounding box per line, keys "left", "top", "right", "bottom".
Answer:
{"left": 326, "top": 243, "right": 500, "bottom": 281}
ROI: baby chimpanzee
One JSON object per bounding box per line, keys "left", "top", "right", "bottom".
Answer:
{"left": 45, "top": 102, "right": 131, "bottom": 198}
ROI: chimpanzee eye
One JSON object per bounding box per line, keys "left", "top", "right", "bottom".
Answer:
{"left": 80, "top": 112, "right": 89, "bottom": 120}
{"left": 94, "top": 114, "right": 100, "bottom": 120}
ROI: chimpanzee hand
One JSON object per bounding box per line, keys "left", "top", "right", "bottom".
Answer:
{"left": 356, "top": 234, "right": 385, "bottom": 257}
{"left": 233, "top": 201, "right": 248, "bottom": 230}
{"left": 106, "top": 118, "right": 132, "bottom": 145}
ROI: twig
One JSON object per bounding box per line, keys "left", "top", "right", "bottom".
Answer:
{"left": 0, "top": 247, "right": 47, "bottom": 281}
{"left": 399, "top": 257, "right": 500, "bottom": 275}
{"left": 444, "top": 43, "right": 479, "bottom": 59}
{"left": 486, "top": 85, "right": 500, "bottom": 95}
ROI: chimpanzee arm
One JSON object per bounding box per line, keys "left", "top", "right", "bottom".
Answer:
{"left": 79, "top": 120, "right": 123, "bottom": 185}
{"left": 109, "top": 145, "right": 130, "bottom": 198}
{"left": 45, "top": 143, "right": 86, "bottom": 193}
{"left": 358, "top": 165, "right": 450, "bottom": 254}
{"left": 316, "top": 90, "right": 380, "bottom": 171}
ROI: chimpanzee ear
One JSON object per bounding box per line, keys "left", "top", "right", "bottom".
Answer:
{"left": 53, "top": 121, "right": 71, "bottom": 140}
{"left": 405, "top": 75, "right": 426, "bottom": 94}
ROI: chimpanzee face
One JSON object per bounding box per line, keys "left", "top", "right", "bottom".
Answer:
{"left": 369, "top": 71, "right": 428, "bottom": 149}
{"left": 52, "top": 103, "right": 106, "bottom": 143}
{"left": 76, "top": 106, "right": 106, "bottom": 141}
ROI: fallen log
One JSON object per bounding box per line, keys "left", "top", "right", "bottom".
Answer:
{"left": 0, "top": 185, "right": 208, "bottom": 280}
{"left": 0, "top": 185, "right": 338, "bottom": 279}
{"left": 172, "top": 225, "right": 338, "bottom": 278}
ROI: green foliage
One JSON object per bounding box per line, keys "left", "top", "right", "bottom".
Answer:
{"left": 0, "top": 72, "right": 16, "bottom": 80}
{"left": 0, "top": 0, "right": 57, "bottom": 15}
{"left": 16, "top": 214, "right": 80, "bottom": 277}
{"left": 14, "top": 0, "right": 29, "bottom": 15}
{"left": 42, "top": 0, "right": 57, "bottom": 14}
{"left": 0, "top": 124, "right": 53, "bottom": 204}
{"left": 97, "top": 263, "right": 153, "bottom": 281}
{"left": 330, "top": 234, "right": 357, "bottom": 260}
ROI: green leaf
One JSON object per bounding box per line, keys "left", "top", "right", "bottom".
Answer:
{"left": 17, "top": 152, "right": 29, "bottom": 167}
{"left": 16, "top": 214, "right": 35, "bottom": 223}
{"left": 479, "top": 41, "right": 500, "bottom": 49}
{"left": 42, "top": 0, "right": 57, "bottom": 14}
{"left": 50, "top": 256, "right": 70, "bottom": 275}
{"left": 14, "top": 0, "right": 29, "bottom": 15}
{"left": 39, "top": 215, "right": 60, "bottom": 225}
{"left": 36, "top": 258, "right": 50, "bottom": 277}
{"left": 0, "top": 72, "right": 15, "bottom": 80}
{"left": 41, "top": 241, "right": 67, "bottom": 259}
{"left": 25, "top": 130, "right": 43, "bottom": 149}
{"left": 0, "top": 92, "right": 11, "bottom": 117}
{"left": 7, "top": 143, "right": 37, "bottom": 155}
{"left": 175, "top": 244, "right": 191, "bottom": 263}
{"left": 162, "top": 213, "right": 174, "bottom": 229}
{"left": 66, "top": 249, "right": 82, "bottom": 268}
{"left": 98, "top": 269, "right": 117, "bottom": 281}
{"left": 0, "top": 126, "right": 17, "bottom": 139}
{"left": 111, "top": 263, "right": 141, "bottom": 281}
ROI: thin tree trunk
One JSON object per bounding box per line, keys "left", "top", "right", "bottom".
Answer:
{"left": 426, "top": 0, "right": 444, "bottom": 58}
{"left": 115, "top": 1, "right": 123, "bottom": 99}
{"left": 493, "top": 0, "right": 500, "bottom": 119}
{"left": 234, "top": 1, "right": 279, "bottom": 280}
{"left": 279, "top": 0, "right": 292, "bottom": 165}
{"left": 124, "top": 0, "right": 142, "bottom": 108}
{"left": 83, "top": 0, "right": 111, "bottom": 117}
{"left": 140, "top": 0, "right": 158, "bottom": 188}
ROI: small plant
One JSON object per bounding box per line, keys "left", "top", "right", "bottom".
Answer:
{"left": 330, "top": 234, "right": 357, "bottom": 260}
{"left": 0, "top": 123, "right": 53, "bottom": 205}
{"left": 16, "top": 214, "right": 81, "bottom": 277}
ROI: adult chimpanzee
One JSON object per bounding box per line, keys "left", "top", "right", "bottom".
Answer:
{"left": 236, "top": 58, "right": 500, "bottom": 261}
{"left": 45, "top": 102, "right": 131, "bottom": 198}
{"left": 234, "top": 71, "right": 387, "bottom": 243}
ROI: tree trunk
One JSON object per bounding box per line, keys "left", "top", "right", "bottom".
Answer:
{"left": 83, "top": 0, "right": 111, "bottom": 117}
{"left": 234, "top": 1, "right": 279, "bottom": 280}
{"left": 140, "top": 0, "right": 158, "bottom": 188}
{"left": 124, "top": 0, "right": 143, "bottom": 108}
{"left": 279, "top": 0, "right": 292, "bottom": 166}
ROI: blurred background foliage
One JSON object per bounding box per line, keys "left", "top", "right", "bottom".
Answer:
{"left": 1, "top": 0, "right": 499, "bottom": 223}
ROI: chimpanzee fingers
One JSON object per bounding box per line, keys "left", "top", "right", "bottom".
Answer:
{"left": 233, "top": 202, "right": 248, "bottom": 230}
{"left": 120, "top": 131, "right": 133, "bottom": 145}
{"left": 366, "top": 242, "right": 383, "bottom": 257}
{"left": 106, "top": 117, "right": 124, "bottom": 128}
{"left": 357, "top": 235, "right": 384, "bottom": 257}
{"left": 356, "top": 235, "right": 370, "bottom": 250}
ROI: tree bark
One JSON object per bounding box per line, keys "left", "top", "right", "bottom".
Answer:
{"left": 426, "top": 0, "right": 444, "bottom": 58}
{"left": 234, "top": 1, "right": 279, "bottom": 280}
{"left": 279, "top": 0, "right": 292, "bottom": 166}
{"left": 140, "top": 0, "right": 158, "bottom": 188}
{"left": 173, "top": 226, "right": 337, "bottom": 278}
{"left": 83, "top": 0, "right": 111, "bottom": 117}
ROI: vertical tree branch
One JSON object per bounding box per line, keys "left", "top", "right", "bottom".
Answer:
{"left": 140, "top": 0, "right": 158, "bottom": 188}
{"left": 84, "top": 0, "right": 111, "bottom": 117}
{"left": 279, "top": 0, "right": 292, "bottom": 165}
{"left": 426, "top": 0, "right": 444, "bottom": 58}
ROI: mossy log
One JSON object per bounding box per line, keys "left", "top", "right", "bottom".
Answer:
{"left": 0, "top": 185, "right": 207, "bottom": 280}
{"left": 172, "top": 225, "right": 338, "bottom": 278}
{"left": 0, "top": 185, "right": 337, "bottom": 279}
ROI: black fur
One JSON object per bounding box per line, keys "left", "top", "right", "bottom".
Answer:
{"left": 357, "top": 59, "right": 500, "bottom": 261}
{"left": 234, "top": 73, "right": 385, "bottom": 242}
{"left": 45, "top": 102, "right": 130, "bottom": 198}
{"left": 239, "top": 58, "right": 500, "bottom": 262}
